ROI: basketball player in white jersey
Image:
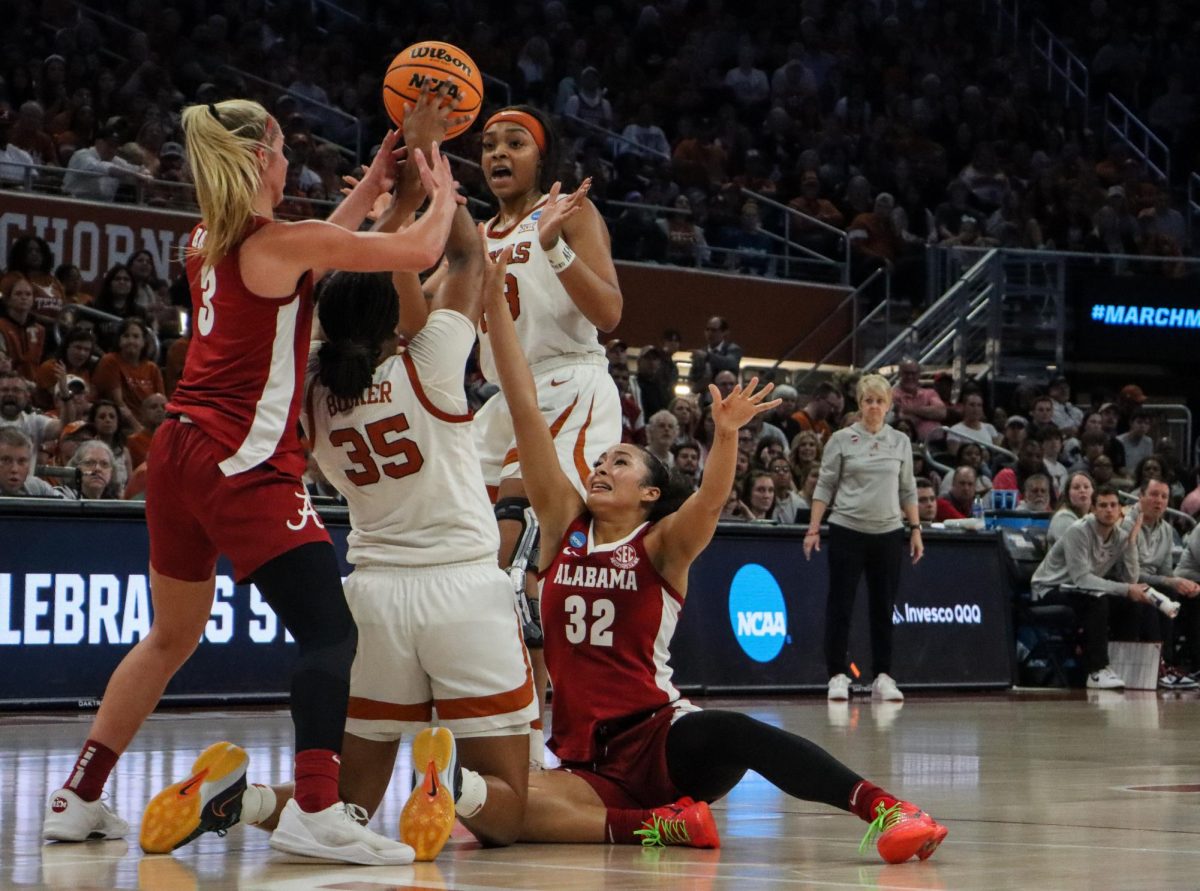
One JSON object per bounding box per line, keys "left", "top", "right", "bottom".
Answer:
{"left": 477, "top": 106, "right": 623, "bottom": 764}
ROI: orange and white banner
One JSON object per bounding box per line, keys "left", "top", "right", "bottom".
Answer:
{"left": 0, "top": 192, "right": 198, "bottom": 288}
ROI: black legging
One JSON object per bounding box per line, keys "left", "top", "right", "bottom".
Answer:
{"left": 665, "top": 710, "right": 862, "bottom": 809}
{"left": 825, "top": 524, "right": 905, "bottom": 677}
{"left": 252, "top": 541, "right": 357, "bottom": 753}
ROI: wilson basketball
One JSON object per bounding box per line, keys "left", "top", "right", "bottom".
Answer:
{"left": 382, "top": 41, "right": 484, "bottom": 140}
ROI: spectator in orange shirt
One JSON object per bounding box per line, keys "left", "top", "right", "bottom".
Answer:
{"left": 125, "top": 392, "right": 166, "bottom": 471}
{"left": 1, "top": 235, "right": 66, "bottom": 329}
{"left": 789, "top": 171, "right": 845, "bottom": 248}
{"left": 32, "top": 326, "right": 97, "bottom": 411}
{"left": 793, "top": 381, "right": 843, "bottom": 443}
{"left": 91, "top": 317, "right": 163, "bottom": 422}
{"left": 0, "top": 275, "right": 47, "bottom": 380}
{"left": 848, "top": 192, "right": 903, "bottom": 282}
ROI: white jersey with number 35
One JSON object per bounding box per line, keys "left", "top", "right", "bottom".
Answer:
{"left": 479, "top": 199, "right": 605, "bottom": 381}
{"left": 304, "top": 310, "right": 499, "bottom": 567}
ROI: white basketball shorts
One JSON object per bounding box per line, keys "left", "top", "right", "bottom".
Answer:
{"left": 473, "top": 355, "right": 622, "bottom": 500}
{"left": 343, "top": 559, "right": 538, "bottom": 741}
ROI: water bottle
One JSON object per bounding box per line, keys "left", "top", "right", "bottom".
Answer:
{"left": 972, "top": 496, "right": 984, "bottom": 525}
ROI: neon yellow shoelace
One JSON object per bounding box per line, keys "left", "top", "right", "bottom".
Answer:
{"left": 634, "top": 814, "right": 692, "bottom": 847}
{"left": 858, "top": 801, "right": 904, "bottom": 854}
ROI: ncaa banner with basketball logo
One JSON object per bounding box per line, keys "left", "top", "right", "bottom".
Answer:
{"left": 0, "top": 501, "right": 1012, "bottom": 708}
{"left": 0, "top": 192, "right": 197, "bottom": 290}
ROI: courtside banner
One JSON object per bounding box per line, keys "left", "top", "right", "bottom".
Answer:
{"left": 0, "top": 192, "right": 196, "bottom": 289}
{"left": 0, "top": 503, "right": 1012, "bottom": 707}
{"left": 669, "top": 525, "right": 1013, "bottom": 692}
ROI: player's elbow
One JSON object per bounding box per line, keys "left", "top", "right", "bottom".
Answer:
{"left": 593, "top": 297, "right": 623, "bottom": 333}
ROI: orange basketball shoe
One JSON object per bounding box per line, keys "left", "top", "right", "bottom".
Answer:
{"left": 860, "top": 801, "right": 947, "bottom": 864}
{"left": 634, "top": 797, "right": 721, "bottom": 849}
{"left": 399, "top": 728, "right": 458, "bottom": 861}
{"left": 140, "top": 742, "right": 248, "bottom": 853}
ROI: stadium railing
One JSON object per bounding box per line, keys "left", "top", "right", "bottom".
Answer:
{"left": 219, "top": 64, "right": 365, "bottom": 165}
{"left": 1105, "top": 93, "right": 1171, "bottom": 185}
{"left": 738, "top": 188, "right": 851, "bottom": 285}
{"left": 1031, "top": 18, "right": 1089, "bottom": 108}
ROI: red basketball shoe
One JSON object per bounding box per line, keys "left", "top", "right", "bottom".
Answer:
{"left": 634, "top": 797, "right": 720, "bottom": 849}
{"left": 860, "top": 801, "right": 947, "bottom": 864}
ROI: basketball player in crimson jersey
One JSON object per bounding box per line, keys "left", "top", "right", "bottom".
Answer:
{"left": 481, "top": 247, "right": 948, "bottom": 863}
{"left": 43, "top": 98, "right": 460, "bottom": 866}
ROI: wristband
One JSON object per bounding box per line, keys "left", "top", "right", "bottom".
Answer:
{"left": 545, "top": 238, "right": 576, "bottom": 273}
{"left": 805, "top": 529, "right": 820, "bottom": 537}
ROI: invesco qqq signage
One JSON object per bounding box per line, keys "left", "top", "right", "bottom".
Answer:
{"left": 727, "top": 563, "right": 788, "bottom": 662}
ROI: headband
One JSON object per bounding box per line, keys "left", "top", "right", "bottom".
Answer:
{"left": 482, "top": 110, "right": 546, "bottom": 154}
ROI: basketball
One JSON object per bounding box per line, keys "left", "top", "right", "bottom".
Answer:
{"left": 382, "top": 41, "right": 484, "bottom": 141}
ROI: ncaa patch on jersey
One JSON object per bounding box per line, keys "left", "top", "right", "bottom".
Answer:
{"left": 569, "top": 530, "right": 586, "bottom": 549}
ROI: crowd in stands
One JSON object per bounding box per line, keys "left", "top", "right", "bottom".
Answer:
{"left": 1, "top": 0, "right": 1197, "bottom": 300}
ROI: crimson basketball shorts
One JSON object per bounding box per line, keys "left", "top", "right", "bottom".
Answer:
{"left": 146, "top": 419, "right": 332, "bottom": 582}
{"left": 343, "top": 560, "right": 538, "bottom": 741}
{"left": 474, "top": 356, "right": 621, "bottom": 500}
{"left": 557, "top": 701, "right": 700, "bottom": 809}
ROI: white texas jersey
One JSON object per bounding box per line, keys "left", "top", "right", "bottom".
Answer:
{"left": 304, "top": 310, "right": 500, "bottom": 567}
{"left": 479, "top": 199, "right": 605, "bottom": 381}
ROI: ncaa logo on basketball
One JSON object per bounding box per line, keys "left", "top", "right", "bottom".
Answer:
{"left": 611, "top": 544, "right": 639, "bottom": 570}
{"left": 727, "top": 563, "right": 788, "bottom": 663}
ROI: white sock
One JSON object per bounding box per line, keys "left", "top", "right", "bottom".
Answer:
{"left": 455, "top": 768, "right": 487, "bottom": 819}
{"left": 240, "top": 783, "right": 277, "bottom": 825}
{"left": 529, "top": 728, "right": 545, "bottom": 768}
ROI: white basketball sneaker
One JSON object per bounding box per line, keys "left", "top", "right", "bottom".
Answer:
{"left": 872, "top": 673, "right": 905, "bottom": 702}
{"left": 827, "top": 673, "right": 852, "bottom": 701}
{"left": 1086, "top": 667, "right": 1126, "bottom": 690}
{"left": 43, "top": 788, "right": 130, "bottom": 842}
{"left": 269, "top": 799, "right": 415, "bottom": 865}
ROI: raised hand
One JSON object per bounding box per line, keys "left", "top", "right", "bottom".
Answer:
{"left": 708, "top": 376, "right": 781, "bottom": 434}
{"left": 537, "top": 178, "right": 592, "bottom": 249}
{"left": 402, "top": 83, "right": 470, "bottom": 155}
{"left": 357, "top": 129, "right": 404, "bottom": 197}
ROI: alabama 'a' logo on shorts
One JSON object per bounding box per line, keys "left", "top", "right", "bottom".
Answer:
{"left": 286, "top": 490, "right": 326, "bottom": 531}
{"left": 611, "top": 544, "right": 639, "bottom": 570}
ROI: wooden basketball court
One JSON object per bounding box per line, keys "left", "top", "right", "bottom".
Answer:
{"left": 5, "top": 691, "right": 1197, "bottom": 890}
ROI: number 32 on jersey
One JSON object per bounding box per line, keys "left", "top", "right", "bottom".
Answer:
{"left": 564, "top": 595, "right": 615, "bottom": 647}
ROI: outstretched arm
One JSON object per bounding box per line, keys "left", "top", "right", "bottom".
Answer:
{"left": 649, "top": 378, "right": 780, "bottom": 590}
{"left": 481, "top": 237, "right": 585, "bottom": 553}
{"left": 242, "top": 144, "right": 459, "bottom": 297}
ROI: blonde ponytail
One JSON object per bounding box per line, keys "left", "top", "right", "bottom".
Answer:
{"left": 181, "top": 99, "right": 275, "bottom": 267}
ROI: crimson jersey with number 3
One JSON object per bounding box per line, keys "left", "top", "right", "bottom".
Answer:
{"left": 169, "top": 220, "right": 313, "bottom": 478}
{"left": 538, "top": 515, "right": 685, "bottom": 762}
